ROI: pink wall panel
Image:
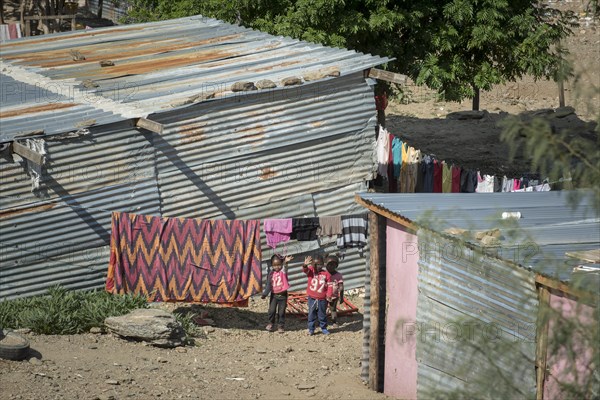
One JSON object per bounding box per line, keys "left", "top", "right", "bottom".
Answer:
{"left": 543, "top": 292, "right": 596, "bottom": 399}
{"left": 384, "top": 220, "right": 419, "bottom": 400}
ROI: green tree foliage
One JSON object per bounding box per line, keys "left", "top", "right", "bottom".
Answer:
{"left": 123, "top": 0, "right": 575, "bottom": 109}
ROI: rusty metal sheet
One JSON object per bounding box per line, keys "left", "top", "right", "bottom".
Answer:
{"left": 1, "top": 16, "right": 389, "bottom": 117}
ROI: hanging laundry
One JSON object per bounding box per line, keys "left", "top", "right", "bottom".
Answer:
{"left": 23, "top": 138, "right": 46, "bottom": 191}
{"left": 534, "top": 183, "right": 551, "bottom": 191}
{"left": 337, "top": 214, "right": 369, "bottom": 249}
{"left": 442, "top": 162, "right": 452, "bottom": 193}
{"left": 433, "top": 159, "right": 443, "bottom": 193}
{"left": 407, "top": 148, "right": 421, "bottom": 193}
{"left": 391, "top": 137, "right": 402, "bottom": 178}
{"left": 422, "top": 155, "right": 434, "bottom": 193}
{"left": 106, "top": 212, "right": 262, "bottom": 304}
{"left": 376, "top": 126, "right": 390, "bottom": 178}
{"left": 398, "top": 143, "right": 411, "bottom": 193}
{"left": 513, "top": 179, "right": 521, "bottom": 191}
{"left": 451, "top": 165, "right": 461, "bottom": 193}
{"left": 264, "top": 219, "right": 292, "bottom": 249}
{"left": 460, "top": 169, "right": 478, "bottom": 193}
{"left": 388, "top": 132, "right": 397, "bottom": 193}
{"left": 318, "top": 216, "right": 342, "bottom": 237}
{"left": 415, "top": 157, "right": 425, "bottom": 193}
{"left": 475, "top": 173, "right": 494, "bottom": 193}
{"left": 291, "top": 218, "right": 320, "bottom": 241}
{"left": 0, "top": 23, "right": 22, "bottom": 42}
{"left": 501, "top": 176, "right": 510, "bottom": 192}
{"left": 493, "top": 176, "right": 502, "bottom": 192}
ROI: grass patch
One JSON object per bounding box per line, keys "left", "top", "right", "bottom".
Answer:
{"left": 0, "top": 286, "right": 147, "bottom": 335}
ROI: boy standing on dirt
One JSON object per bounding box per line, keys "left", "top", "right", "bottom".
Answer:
{"left": 303, "top": 255, "right": 331, "bottom": 335}
{"left": 262, "top": 254, "right": 293, "bottom": 333}
{"left": 325, "top": 254, "right": 344, "bottom": 328}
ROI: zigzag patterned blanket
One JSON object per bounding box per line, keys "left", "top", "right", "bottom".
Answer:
{"left": 106, "top": 212, "right": 262, "bottom": 303}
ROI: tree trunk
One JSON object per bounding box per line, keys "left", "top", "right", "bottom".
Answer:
{"left": 558, "top": 79, "right": 565, "bottom": 108}
{"left": 0, "top": 0, "right": 5, "bottom": 25}
{"left": 97, "top": 0, "right": 103, "bottom": 18}
{"left": 472, "top": 86, "right": 480, "bottom": 111}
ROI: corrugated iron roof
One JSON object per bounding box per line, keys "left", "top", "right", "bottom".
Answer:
{"left": 1, "top": 15, "right": 389, "bottom": 141}
{"left": 357, "top": 191, "right": 600, "bottom": 283}
{"left": 0, "top": 73, "right": 123, "bottom": 141}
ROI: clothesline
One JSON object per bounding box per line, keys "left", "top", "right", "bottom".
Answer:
{"left": 376, "top": 126, "right": 565, "bottom": 194}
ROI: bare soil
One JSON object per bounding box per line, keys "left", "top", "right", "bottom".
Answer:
{"left": 0, "top": 294, "right": 391, "bottom": 400}
{"left": 0, "top": 2, "right": 598, "bottom": 400}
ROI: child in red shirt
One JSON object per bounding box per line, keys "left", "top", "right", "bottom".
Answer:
{"left": 325, "top": 254, "right": 344, "bottom": 328}
{"left": 262, "top": 254, "right": 293, "bottom": 333}
{"left": 303, "top": 255, "right": 331, "bottom": 335}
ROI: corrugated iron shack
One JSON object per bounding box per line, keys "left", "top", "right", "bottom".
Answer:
{"left": 357, "top": 191, "right": 599, "bottom": 399}
{"left": 0, "top": 16, "right": 391, "bottom": 300}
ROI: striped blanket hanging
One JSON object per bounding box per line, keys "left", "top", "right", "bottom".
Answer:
{"left": 106, "top": 212, "right": 262, "bottom": 303}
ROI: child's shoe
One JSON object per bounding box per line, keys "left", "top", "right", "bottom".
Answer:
{"left": 308, "top": 330, "right": 314, "bottom": 336}
{"left": 265, "top": 324, "right": 274, "bottom": 332}
{"left": 321, "top": 328, "right": 330, "bottom": 335}
{"left": 277, "top": 326, "right": 285, "bottom": 334}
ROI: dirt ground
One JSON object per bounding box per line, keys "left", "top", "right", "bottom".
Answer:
{"left": 0, "top": 2, "right": 598, "bottom": 400}
{"left": 0, "top": 294, "right": 393, "bottom": 400}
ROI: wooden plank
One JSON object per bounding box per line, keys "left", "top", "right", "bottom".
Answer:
{"left": 355, "top": 194, "right": 417, "bottom": 231}
{"left": 535, "top": 274, "right": 595, "bottom": 302}
{"left": 535, "top": 285, "right": 551, "bottom": 400}
{"left": 12, "top": 142, "right": 44, "bottom": 165}
{"left": 368, "top": 68, "right": 408, "bottom": 85}
{"left": 565, "top": 249, "right": 600, "bottom": 263}
{"left": 136, "top": 117, "right": 164, "bottom": 134}
{"left": 368, "top": 211, "right": 387, "bottom": 392}
{"left": 368, "top": 210, "right": 380, "bottom": 391}
{"left": 24, "top": 15, "right": 76, "bottom": 20}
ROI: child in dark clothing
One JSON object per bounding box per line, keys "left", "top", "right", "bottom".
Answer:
{"left": 325, "top": 254, "right": 344, "bottom": 327}
{"left": 262, "top": 254, "right": 293, "bottom": 333}
{"left": 303, "top": 255, "right": 331, "bottom": 335}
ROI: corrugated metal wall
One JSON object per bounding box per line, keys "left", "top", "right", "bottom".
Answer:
{"left": 0, "top": 73, "right": 374, "bottom": 300}
{"left": 415, "top": 230, "right": 539, "bottom": 398}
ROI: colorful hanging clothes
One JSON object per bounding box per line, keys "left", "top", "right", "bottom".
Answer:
{"left": 406, "top": 148, "right": 420, "bottom": 193}
{"left": 391, "top": 137, "right": 402, "bottom": 178}
{"left": 317, "top": 216, "right": 342, "bottom": 237}
{"left": 460, "top": 169, "right": 478, "bottom": 193}
{"left": 415, "top": 157, "right": 425, "bottom": 193}
{"left": 264, "top": 219, "right": 292, "bottom": 249}
{"left": 422, "top": 156, "right": 434, "bottom": 193}
{"left": 388, "top": 133, "right": 397, "bottom": 193}
{"left": 513, "top": 179, "right": 522, "bottom": 191}
{"left": 442, "top": 162, "right": 452, "bottom": 193}
{"left": 400, "top": 142, "right": 411, "bottom": 192}
{"left": 291, "top": 218, "right": 320, "bottom": 241}
{"left": 337, "top": 214, "right": 368, "bottom": 249}
{"left": 451, "top": 165, "right": 461, "bottom": 193}
{"left": 433, "top": 159, "right": 443, "bottom": 193}
{"left": 494, "top": 176, "right": 502, "bottom": 192}
{"left": 106, "top": 212, "right": 262, "bottom": 304}
{"left": 376, "top": 127, "right": 390, "bottom": 178}
{"left": 475, "top": 173, "right": 495, "bottom": 193}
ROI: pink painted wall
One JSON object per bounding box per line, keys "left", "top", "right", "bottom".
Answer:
{"left": 543, "top": 292, "right": 596, "bottom": 399}
{"left": 383, "top": 220, "right": 419, "bottom": 400}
